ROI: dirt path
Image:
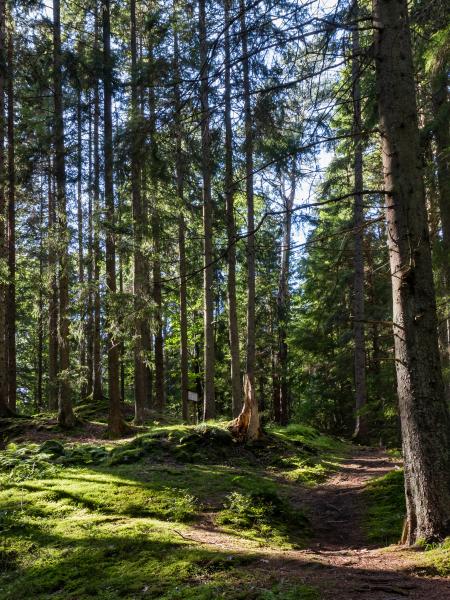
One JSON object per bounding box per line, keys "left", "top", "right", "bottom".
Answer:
{"left": 183, "top": 449, "right": 450, "bottom": 599}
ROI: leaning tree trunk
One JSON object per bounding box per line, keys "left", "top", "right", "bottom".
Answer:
{"left": 373, "top": 0, "right": 450, "bottom": 544}
{"left": 224, "top": 0, "right": 241, "bottom": 418}
{"left": 351, "top": 0, "right": 368, "bottom": 442}
{"left": 230, "top": 0, "right": 261, "bottom": 441}
{"left": 103, "top": 0, "right": 127, "bottom": 437}
{"left": 53, "top": 0, "right": 75, "bottom": 427}
{"left": 198, "top": 0, "right": 215, "bottom": 420}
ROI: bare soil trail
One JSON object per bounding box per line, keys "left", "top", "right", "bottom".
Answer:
{"left": 184, "top": 448, "right": 450, "bottom": 599}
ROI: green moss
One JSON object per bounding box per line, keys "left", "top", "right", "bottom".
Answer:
{"left": 217, "top": 488, "right": 309, "bottom": 548}
{"left": 364, "top": 469, "right": 405, "bottom": 545}
{"left": 0, "top": 420, "right": 344, "bottom": 598}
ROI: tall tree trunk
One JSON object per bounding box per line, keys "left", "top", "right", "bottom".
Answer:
{"left": 140, "top": 38, "right": 152, "bottom": 411}
{"left": 36, "top": 183, "right": 44, "bottom": 410}
{"left": 130, "top": 0, "right": 146, "bottom": 424}
{"left": 224, "top": 0, "right": 241, "bottom": 418}
{"left": 76, "top": 88, "right": 86, "bottom": 398}
{"left": 230, "top": 0, "right": 261, "bottom": 440}
{"left": 53, "top": 0, "right": 75, "bottom": 427}
{"left": 103, "top": 0, "right": 126, "bottom": 436}
{"left": 432, "top": 66, "right": 450, "bottom": 363}
{"left": 86, "top": 92, "right": 94, "bottom": 397}
{"left": 6, "top": 22, "right": 15, "bottom": 411}
{"left": 152, "top": 208, "right": 165, "bottom": 412}
{"left": 92, "top": 27, "right": 103, "bottom": 402}
{"left": 275, "top": 170, "right": 295, "bottom": 425}
{"left": 118, "top": 191, "right": 125, "bottom": 404}
{"left": 373, "top": 0, "right": 450, "bottom": 544}
{"left": 199, "top": 0, "right": 215, "bottom": 419}
{"left": 173, "top": 18, "right": 189, "bottom": 422}
{"left": 47, "top": 160, "right": 58, "bottom": 411}
{"left": 0, "top": 0, "right": 10, "bottom": 417}
{"left": 147, "top": 48, "right": 165, "bottom": 414}
{"left": 178, "top": 213, "right": 189, "bottom": 421}
{"left": 351, "top": 0, "right": 368, "bottom": 442}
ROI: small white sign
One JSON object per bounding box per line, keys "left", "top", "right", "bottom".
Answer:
{"left": 188, "top": 391, "right": 199, "bottom": 402}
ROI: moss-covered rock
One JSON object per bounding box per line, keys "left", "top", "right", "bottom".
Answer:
{"left": 108, "top": 447, "right": 145, "bottom": 466}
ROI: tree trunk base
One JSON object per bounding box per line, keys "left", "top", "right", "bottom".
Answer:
{"left": 228, "top": 374, "right": 262, "bottom": 442}
{"left": 0, "top": 405, "right": 15, "bottom": 418}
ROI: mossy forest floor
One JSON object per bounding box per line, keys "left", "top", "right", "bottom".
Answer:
{"left": 0, "top": 415, "right": 449, "bottom": 599}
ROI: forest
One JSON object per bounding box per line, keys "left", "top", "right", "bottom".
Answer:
{"left": 0, "top": 0, "right": 450, "bottom": 598}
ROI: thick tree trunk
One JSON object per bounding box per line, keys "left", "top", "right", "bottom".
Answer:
{"left": 173, "top": 17, "right": 189, "bottom": 423}
{"left": 224, "top": 0, "right": 241, "bottom": 418}
{"left": 351, "top": 1, "right": 368, "bottom": 442}
{"left": 103, "top": 0, "right": 126, "bottom": 436}
{"left": 199, "top": 0, "right": 215, "bottom": 419}
{"left": 373, "top": 0, "right": 450, "bottom": 544}
{"left": 6, "top": 24, "right": 15, "bottom": 411}
{"left": 53, "top": 0, "right": 75, "bottom": 428}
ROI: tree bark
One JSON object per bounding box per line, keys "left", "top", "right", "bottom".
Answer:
{"left": 275, "top": 170, "right": 295, "bottom": 425}
{"left": 0, "top": 0, "right": 11, "bottom": 418}
{"left": 103, "top": 0, "right": 127, "bottom": 436}
{"left": 224, "top": 0, "right": 241, "bottom": 418}
{"left": 230, "top": 0, "right": 261, "bottom": 440}
{"left": 36, "top": 183, "right": 44, "bottom": 410}
{"left": 6, "top": 21, "right": 15, "bottom": 411}
{"left": 152, "top": 208, "right": 165, "bottom": 412}
{"left": 199, "top": 0, "right": 215, "bottom": 419}
{"left": 92, "top": 15, "right": 103, "bottom": 402}
{"left": 86, "top": 92, "right": 94, "bottom": 398}
{"left": 47, "top": 160, "right": 58, "bottom": 411}
{"left": 173, "top": 18, "right": 189, "bottom": 422}
{"left": 351, "top": 0, "right": 368, "bottom": 442}
{"left": 76, "top": 88, "right": 87, "bottom": 398}
{"left": 432, "top": 66, "right": 450, "bottom": 362}
{"left": 130, "top": 0, "right": 147, "bottom": 424}
{"left": 53, "top": 0, "right": 75, "bottom": 427}
{"left": 373, "top": 0, "right": 450, "bottom": 544}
